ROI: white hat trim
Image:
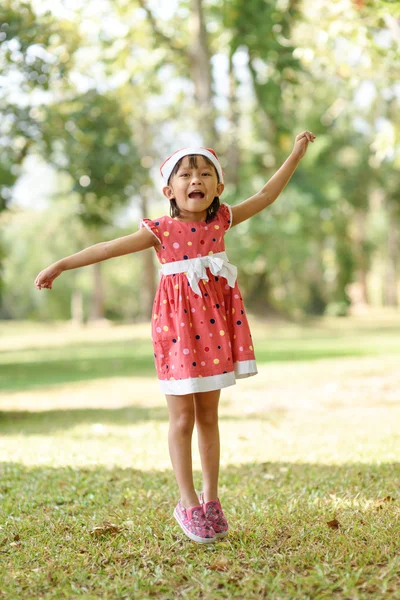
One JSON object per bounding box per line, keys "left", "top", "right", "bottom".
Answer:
{"left": 161, "top": 147, "right": 224, "bottom": 184}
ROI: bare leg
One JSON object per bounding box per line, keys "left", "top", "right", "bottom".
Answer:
{"left": 194, "top": 389, "right": 221, "bottom": 503}
{"left": 166, "top": 393, "right": 199, "bottom": 509}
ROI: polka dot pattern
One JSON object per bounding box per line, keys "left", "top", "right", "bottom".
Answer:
{"left": 142, "top": 203, "right": 256, "bottom": 387}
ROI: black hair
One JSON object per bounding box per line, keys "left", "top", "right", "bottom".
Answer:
{"left": 168, "top": 154, "right": 220, "bottom": 223}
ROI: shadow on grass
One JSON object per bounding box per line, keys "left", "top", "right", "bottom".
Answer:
{"left": 2, "top": 334, "right": 398, "bottom": 394}
{"left": 0, "top": 404, "right": 285, "bottom": 435}
{"left": 0, "top": 340, "right": 156, "bottom": 393}
{"left": 0, "top": 405, "right": 169, "bottom": 435}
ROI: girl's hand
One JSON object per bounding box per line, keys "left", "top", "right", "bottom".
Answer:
{"left": 35, "top": 263, "right": 63, "bottom": 290}
{"left": 292, "top": 130, "right": 316, "bottom": 160}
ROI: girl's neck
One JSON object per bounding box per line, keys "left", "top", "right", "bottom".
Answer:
{"left": 174, "top": 209, "right": 207, "bottom": 223}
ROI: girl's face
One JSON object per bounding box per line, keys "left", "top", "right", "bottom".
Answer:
{"left": 163, "top": 155, "right": 224, "bottom": 221}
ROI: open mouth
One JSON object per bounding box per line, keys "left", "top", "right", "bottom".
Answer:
{"left": 188, "top": 191, "right": 205, "bottom": 199}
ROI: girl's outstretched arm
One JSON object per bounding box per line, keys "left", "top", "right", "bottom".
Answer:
{"left": 35, "top": 227, "right": 158, "bottom": 290}
{"left": 231, "top": 131, "right": 316, "bottom": 227}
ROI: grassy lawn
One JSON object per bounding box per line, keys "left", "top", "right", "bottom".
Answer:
{"left": 1, "top": 314, "right": 400, "bottom": 599}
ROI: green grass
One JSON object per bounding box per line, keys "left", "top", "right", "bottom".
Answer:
{"left": 1, "top": 315, "right": 400, "bottom": 599}
{"left": 1, "top": 462, "right": 400, "bottom": 599}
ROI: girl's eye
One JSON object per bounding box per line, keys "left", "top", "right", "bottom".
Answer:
{"left": 179, "top": 172, "right": 211, "bottom": 177}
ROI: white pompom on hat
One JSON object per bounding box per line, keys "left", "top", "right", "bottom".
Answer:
{"left": 160, "top": 147, "right": 224, "bottom": 184}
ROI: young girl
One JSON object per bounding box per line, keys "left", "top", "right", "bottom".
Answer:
{"left": 35, "top": 131, "right": 316, "bottom": 544}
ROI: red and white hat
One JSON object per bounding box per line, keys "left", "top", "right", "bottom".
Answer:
{"left": 160, "top": 147, "right": 224, "bottom": 184}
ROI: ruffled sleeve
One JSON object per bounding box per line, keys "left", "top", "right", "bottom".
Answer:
{"left": 217, "top": 202, "right": 233, "bottom": 232}
{"left": 139, "top": 217, "right": 162, "bottom": 245}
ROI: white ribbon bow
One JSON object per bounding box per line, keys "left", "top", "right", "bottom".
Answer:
{"left": 185, "top": 255, "right": 237, "bottom": 296}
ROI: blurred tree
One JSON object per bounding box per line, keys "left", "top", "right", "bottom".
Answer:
{"left": 1, "top": 0, "right": 399, "bottom": 322}
{"left": 223, "top": 0, "right": 302, "bottom": 138}
{"left": 41, "top": 90, "right": 140, "bottom": 320}
{"left": 0, "top": 0, "right": 80, "bottom": 210}
{"left": 0, "top": 0, "right": 80, "bottom": 308}
{"left": 1, "top": 192, "right": 145, "bottom": 322}
{"left": 136, "top": 0, "right": 217, "bottom": 145}
{"left": 218, "top": 0, "right": 311, "bottom": 313}
{"left": 224, "top": 0, "right": 400, "bottom": 315}
{"left": 92, "top": 1, "right": 180, "bottom": 318}
{"left": 349, "top": 0, "right": 400, "bottom": 306}
{"left": 0, "top": 2, "right": 145, "bottom": 321}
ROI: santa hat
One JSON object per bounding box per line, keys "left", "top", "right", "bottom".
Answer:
{"left": 160, "top": 147, "right": 224, "bottom": 184}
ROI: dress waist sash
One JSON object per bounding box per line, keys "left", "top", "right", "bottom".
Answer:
{"left": 159, "top": 251, "right": 237, "bottom": 297}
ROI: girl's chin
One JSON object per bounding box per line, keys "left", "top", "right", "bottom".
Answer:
{"left": 181, "top": 203, "right": 209, "bottom": 212}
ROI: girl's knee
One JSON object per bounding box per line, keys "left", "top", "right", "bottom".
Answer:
{"left": 195, "top": 410, "right": 218, "bottom": 429}
{"left": 172, "top": 411, "right": 195, "bottom": 436}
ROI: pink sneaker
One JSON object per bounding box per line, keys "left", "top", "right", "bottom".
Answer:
{"left": 173, "top": 500, "right": 216, "bottom": 544}
{"left": 199, "top": 492, "right": 229, "bottom": 539}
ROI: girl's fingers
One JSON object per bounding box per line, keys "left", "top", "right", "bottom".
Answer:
{"left": 298, "top": 130, "right": 316, "bottom": 142}
{"left": 35, "top": 275, "right": 52, "bottom": 289}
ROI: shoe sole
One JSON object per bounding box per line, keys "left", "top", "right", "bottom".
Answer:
{"left": 173, "top": 509, "right": 217, "bottom": 544}
{"left": 214, "top": 529, "right": 229, "bottom": 539}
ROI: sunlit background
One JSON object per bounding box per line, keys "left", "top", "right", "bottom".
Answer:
{"left": 1, "top": 0, "right": 399, "bottom": 325}
{"left": 0, "top": 0, "right": 400, "bottom": 469}
{"left": 1, "top": 0, "right": 400, "bottom": 451}
{"left": 1, "top": 5, "right": 400, "bottom": 597}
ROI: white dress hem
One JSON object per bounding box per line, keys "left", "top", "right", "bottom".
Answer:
{"left": 158, "top": 360, "right": 257, "bottom": 395}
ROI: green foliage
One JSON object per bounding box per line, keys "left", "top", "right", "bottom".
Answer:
{"left": 42, "top": 90, "right": 140, "bottom": 228}
{"left": 0, "top": 1, "right": 81, "bottom": 209}
{"left": 222, "top": 0, "right": 303, "bottom": 131}
{"left": 1, "top": 195, "right": 145, "bottom": 321}
{"left": 365, "top": 0, "right": 400, "bottom": 17}
{"left": 1, "top": 198, "right": 86, "bottom": 320}
{"left": 0, "top": 1, "right": 80, "bottom": 90}
{"left": 219, "top": 0, "right": 400, "bottom": 315}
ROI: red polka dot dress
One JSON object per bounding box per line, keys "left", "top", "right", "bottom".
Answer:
{"left": 140, "top": 203, "right": 257, "bottom": 395}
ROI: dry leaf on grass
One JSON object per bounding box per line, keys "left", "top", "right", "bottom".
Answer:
{"left": 209, "top": 558, "right": 229, "bottom": 572}
{"left": 89, "top": 522, "right": 123, "bottom": 536}
{"left": 376, "top": 495, "right": 395, "bottom": 509}
{"left": 327, "top": 518, "right": 340, "bottom": 530}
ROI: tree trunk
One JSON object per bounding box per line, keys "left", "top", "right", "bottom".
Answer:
{"left": 245, "top": 270, "right": 280, "bottom": 316}
{"left": 384, "top": 203, "right": 398, "bottom": 306}
{"left": 223, "top": 52, "right": 241, "bottom": 188}
{"left": 138, "top": 0, "right": 217, "bottom": 146}
{"left": 140, "top": 185, "right": 157, "bottom": 320}
{"left": 189, "top": 0, "right": 217, "bottom": 145}
{"left": 89, "top": 262, "right": 105, "bottom": 321}
{"left": 71, "top": 287, "right": 84, "bottom": 326}
{"left": 136, "top": 118, "right": 157, "bottom": 321}
{"left": 354, "top": 209, "right": 369, "bottom": 304}
{"left": 305, "top": 242, "right": 326, "bottom": 315}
